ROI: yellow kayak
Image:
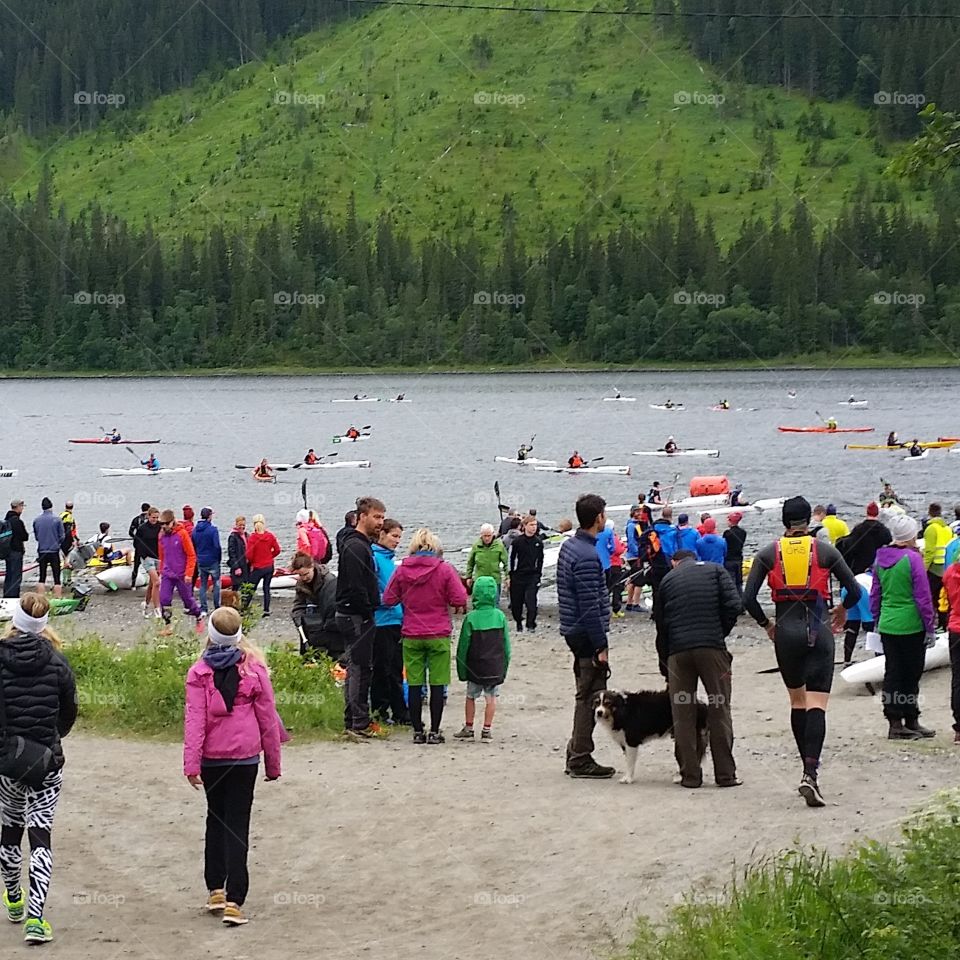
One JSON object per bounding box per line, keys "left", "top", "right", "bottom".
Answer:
{"left": 845, "top": 440, "right": 957, "bottom": 451}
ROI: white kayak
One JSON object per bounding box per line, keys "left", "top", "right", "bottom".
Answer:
{"left": 387, "top": 398, "right": 411, "bottom": 403}
{"left": 331, "top": 434, "right": 371, "bottom": 443}
{"left": 633, "top": 449, "right": 720, "bottom": 458}
{"left": 299, "top": 460, "right": 371, "bottom": 470}
{"left": 707, "top": 498, "right": 786, "bottom": 518}
{"left": 903, "top": 449, "right": 929, "bottom": 461}
{"left": 100, "top": 466, "right": 193, "bottom": 477}
{"left": 534, "top": 465, "right": 631, "bottom": 476}
{"left": 839, "top": 400, "right": 869, "bottom": 408}
{"left": 0, "top": 470, "right": 18, "bottom": 478}
{"left": 96, "top": 567, "right": 148, "bottom": 589}
{"left": 649, "top": 404, "right": 685, "bottom": 411}
{"left": 332, "top": 398, "right": 380, "bottom": 403}
{"left": 603, "top": 397, "right": 636, "bottom": 402}
{"left": 841, "top": 633, "right": 949, "bottom": 686}
{"left": 495, "top": 456, "right": 558, "bottom": 466}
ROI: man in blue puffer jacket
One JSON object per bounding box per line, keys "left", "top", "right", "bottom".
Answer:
{"left": 191, "top": 508, "right": 222, "bottom": 615}
{"left": 557, "top": 493, "right": 614, "bottom": 779}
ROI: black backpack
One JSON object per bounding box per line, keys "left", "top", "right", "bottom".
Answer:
{"left": 0, "top": 519, "right": 12, "bottom": 561}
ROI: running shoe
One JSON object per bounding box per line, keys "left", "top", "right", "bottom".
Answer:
{"left": 205, "top": 889, "right": 226, "bottom": 913}
{"left": 427, "top": 731, "right": 445, "bottom": 744}
{"left": 798, "top": 773, "right": 826, "bottom": 808}
{"left": 23, "top": 918, "right": 52, "bottom": 943}
{"left": 222, "top": 903, "right": 248, "bottom": 926}
{"left": 453, "top": 725, "right": 474, "bottom": 740}
{"left": 480, "top": 729, "right": 493, "bottom": 741}
{"left": 3, "top": 888, "right": 24, "bottom": 923}
{"left": 612, "top": 610, "right": 625, "bottom": 619}
{"left": 412, "top": 730, "right": 427, "bottom": 744}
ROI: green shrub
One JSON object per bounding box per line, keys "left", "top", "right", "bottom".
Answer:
{"left": 65, "top": 635, "right": 343, "bottom": 740}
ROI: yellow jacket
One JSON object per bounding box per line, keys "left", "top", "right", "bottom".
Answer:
{"left": 821, "top": 514, "right": 849, "bottom": 545}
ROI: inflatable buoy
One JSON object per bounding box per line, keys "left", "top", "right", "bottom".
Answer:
{"left": 689, "top": 475, "right": 730, "bottom": 497}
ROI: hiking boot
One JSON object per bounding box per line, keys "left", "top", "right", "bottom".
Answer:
{"left": 222, "top": 903, "right": 248, "bottom": 926}
{"left": 427, "top": 731, "right": 445, "bottom": 744}
{"left": 526, "top": 624, "right": 537, "bottom": 633}
{"left": 905, "top": 719, "right": 936, "bottom": 738}
{"left": 453, "top": 725, "right": 474, "bottom": 740}
{"left": 798, "top": 773, "right": 826, "bottom": 808}
{"left": 954, "top": 729, "right": 960, "bottom": 745}
{"left": 412, "top": 730, "right": 427, "bottom": 744}
{"left": 205, "top": 889, "right": 226, "bottom": 913}
{"left": 481, "top": 728, "right": 493, "bottom": 741}
{"left": 565, "top": 760, "right": 615, "bottom": 779}
{"left": 3, "top": 888, "right": 24, "bottom": 923}
{"left": 515, "top": 623, "right": 523, "bottom": 633}
{"left": 23, "top": 918, "right": 52, "bottom": 943}
{"left": 888, "top": 719, "right": 922, "bottom": 740}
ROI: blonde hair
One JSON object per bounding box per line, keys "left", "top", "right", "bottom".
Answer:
{"left": 208, "top": 607, "right": 267, "bottom": 667}
{"left": 3, "top": 593, "right": 63, "bottom": 650}
{"left": 252, "top": 513, "right": 266, "bottom": 534}
{"left": 408, "top": 528, "right": 442, "bottom": 555}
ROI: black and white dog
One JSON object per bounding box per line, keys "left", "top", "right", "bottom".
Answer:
{"left": 592, "top": 689, "right": 708, "bottom": 784}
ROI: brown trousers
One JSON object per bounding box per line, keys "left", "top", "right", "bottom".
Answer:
{"left": 566, "top": 657, "right": 607, "bottom": 768}
{"left": 667, "top": 647, "right": 737, "bottom": 786}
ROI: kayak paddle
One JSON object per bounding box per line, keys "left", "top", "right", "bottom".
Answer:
{"left": 301, "top": 479, "right": 308, "bottom": 510}
{"left": 494, "top": 481, "right": 507, "bottom": 521}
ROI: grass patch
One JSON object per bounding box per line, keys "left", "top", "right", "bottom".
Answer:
{"left": 65, "top": 635, "right": 344, "bottom": 740}
{"left": 623, "top": 798, "right": 960, "bottom": 960}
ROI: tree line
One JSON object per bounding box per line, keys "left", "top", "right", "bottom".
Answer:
{"left": 2, "top": 174, "right": 960, "bottom": 371}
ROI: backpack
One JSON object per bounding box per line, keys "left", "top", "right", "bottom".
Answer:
{"left": 60, "top": 512, "right": 77, "bottom": 554}
{"left": 308, "top": 525, "right": 332, "bottom": 565}
{"left": 0, "top": 519, "right": 13, "bottom": 561}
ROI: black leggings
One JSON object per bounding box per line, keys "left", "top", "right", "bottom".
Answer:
{"left": 881, "top": 632, "right": 926, "bottom": 721}
{"left": 843, "top": 619, "right": 874, "bottom": 663}
{"left": 247, "top": 566, "right": 274, "bottom": 612}
{"left": 510, "top": 576, "right": 540, "bottom": 629}
{"left": 201, "top": 763, "right": 258, "bottom": 906}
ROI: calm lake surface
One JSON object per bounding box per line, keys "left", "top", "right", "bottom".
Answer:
{"left": 3, "top": 369, "right": 958, "bottom": 557}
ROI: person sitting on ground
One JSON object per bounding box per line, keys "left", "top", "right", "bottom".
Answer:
{"left": 291, "top": 551, "right": 342, "bottom": 658}
{"left": 663, "top": 437, "right": 678, "bottom": 454}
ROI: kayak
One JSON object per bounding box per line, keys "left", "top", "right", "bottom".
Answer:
{"left": 938, "top": 437, "right": 960, "bottom": 443}
{"left": 603, "top": 397, "right": 636, "bottom": 402}
{"left": 633, "top": 450, "right": 720, "bottom": 458}
{"left": 845, "top": 440, "right": 956, "bottom": 450}
{"left": 69, "top": 438, "right": 161, "bottom": 444}
{"left": 708, "top": 405, "right": 732, "bottom": 412}
{"left": 299, "top": 460, "right": 371, "bottom": 470}
{"left": 707, "top": 498, "right": 786, "bottom": 518}
{"left": 387, "top": 398, "right": 411, "bottom": 403}
{"left": 495, "top": 456, "right": 558, "bottom": 466}
{"left": 331, "top": 434, "right": 371, "bottom": 443}
{"left": 0, "top": 597, "right": 86, "bottom": 620}
{"left": 842, "top": 633, "right": 949, "bottom": 686}
{"left": 650, "top": 404, "right": 685, "bottom": 411}
{"left": 0, "top": 470, "right": 18, "bottom": 478}
{"left": 534, "top": 465, "right": 631, "bottom": 476}
{"left": 254, "top": 474, "right": 278, "bottom": 483}
{"left": 96, "top": 567, "right": 147, "bottom": 589}
{"left": 778, "top": 426, "right": 874, "bottom": 434}
{"left": 100, "top": 466, "right": 193, "bottom": 476}
{"left": 331, "top": 398, "right": 380, "bottom": 403}
{"left": 903, "top": 449, "right": 929, "bottom": 461}
{"left": 838, "top": 400, "right": 869, "bottom": 408}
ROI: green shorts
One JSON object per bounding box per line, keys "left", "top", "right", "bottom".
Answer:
{"left": 402, "top": 636, "right": 451, "bottom": 686}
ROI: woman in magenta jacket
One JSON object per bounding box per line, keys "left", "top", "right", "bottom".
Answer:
{"left": 383, "top": 528, "right": 468, "bottom": 744}
{"left": 183, "top": 606, "right": 283, "bottom": 926}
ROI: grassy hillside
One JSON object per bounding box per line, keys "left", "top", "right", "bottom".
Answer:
{"left": 0, "top": 5, "right": 926, "bottom": 244}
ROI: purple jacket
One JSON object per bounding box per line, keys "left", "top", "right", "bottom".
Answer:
{"left": 869, "top": 545, "right": 935, "bottom": 635}
{"left": 382, "top": 552, "right": 468, "bottom": 638}
{"left": 183, "top": 656, "right": 282, "bottom": 778}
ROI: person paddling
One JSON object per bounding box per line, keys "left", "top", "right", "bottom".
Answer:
{"left": 304, "top": 449, "right": 319, "bottom": 465}
{"left": 346, "top": 426, "right": 361, "bottom": 440}
{"left": 909, "top": 439, "right": 923, "bottom": 457}
{"left": 106, "top": 427, "right": 121, "bottom": 444}
{"left": 568, "top": 451, "right": 585, "bottom": 468}
{"left": 252, "top": 459, "right": 273, "bottom": 480}
{"left": 663, "top": 436, "right": 678, "bottom": 454}
{"left": 141, "top": 453, "right": 160, "bottom": 471}
{"left": 886, "top": 431, "right": 900, "bottom": 448}
{"left": 517, "top": 442, "right": 533, "bottom": 461}
{"left": 826, "top": 417, "right": 838, "bottom": 432}
{"left": 647, "top": 481, "right": 663, "bottom": 505}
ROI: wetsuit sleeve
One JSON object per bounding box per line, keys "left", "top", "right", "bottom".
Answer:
{"left": 536, "top": 540, "right": 544, "bottom": 579}
{"left": 742, "top": 544, "right": 775, "bottom": 626}
{"left": 819, "top": 542, "right": 860, "bottom": 609}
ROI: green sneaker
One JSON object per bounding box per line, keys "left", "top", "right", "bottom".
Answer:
{"left": 24, "top": 917, "right": 53, "bottom": 944}
{"left": 3, "top": 888, "right": 24, "bottom": 923}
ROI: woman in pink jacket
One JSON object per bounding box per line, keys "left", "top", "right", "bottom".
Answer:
{"left": 383, "top": 528, "right": 468, "bottom": 744}
{"left": 183, "top": 606, "right": 282, "bottom": 926}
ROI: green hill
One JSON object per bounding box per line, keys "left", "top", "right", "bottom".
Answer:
{"left": 0, "top": 5, "right": 926, "bottom": 245}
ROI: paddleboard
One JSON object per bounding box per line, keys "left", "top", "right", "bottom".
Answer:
{"left": 841, "top": 633, "right": 949, "bottom": 686}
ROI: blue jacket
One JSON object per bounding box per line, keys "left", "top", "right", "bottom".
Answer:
{"left": 624, "top": 519, "right": 641, "bottom": 560}
{"left": 557, "top": 530, "right": 610, "bottom": 656}
{"left": 696, "top": 533, "right": 727, "bottom": 564}
{"left": 595, "top": 525, "right": 615, "bottom": 571}
{"left": 32, "top": 510, "right": 65, "bottom": 555}
{"left": 654, "top": 520, "right": 677, "bottom": 561}
{"left": 191, "top": 520, "right": 222, "bottom": 567}
{"left": 946, "top": 538, "right": 960, "bottom": 570}
{"left": 676, "top": 526, "right": 701, "bottom": 554}
{"left": 372, "top": 542, "right": 403, "bottom": 627}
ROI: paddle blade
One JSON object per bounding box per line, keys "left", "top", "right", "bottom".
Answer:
{"left": 301, "top": 479, "right": 308, "bottom": 510}
{"left": 234, "top": 464, "right": 251, "bottom": 470}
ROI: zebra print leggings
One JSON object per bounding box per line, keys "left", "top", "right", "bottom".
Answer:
{"left": 0, "top": 769, "right": 63, "bottom": 921}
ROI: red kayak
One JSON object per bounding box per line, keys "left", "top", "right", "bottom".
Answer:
{"left": 778, "top": 426, "right": 875, "bottom": 434}
{"left": 68, "top": 438, "right": 161, "bottom": 444}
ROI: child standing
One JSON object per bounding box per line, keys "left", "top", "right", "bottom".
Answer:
{"left": 183, "top": 607, "right": 283, "bottom": 926}
{"left": 454, "top": 576, "right": 511, "bottom": 741}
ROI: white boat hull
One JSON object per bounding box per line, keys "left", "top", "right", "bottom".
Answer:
{"left": 533, "top": 465, "right": 631, "bottom": 476}
{"left": 100, "top": 467, "right": 193, "bottom": 477}
{"left": 649, "top": 404, "right": 684, "bottom": 411}
{"left": 903, "top": 450, "right": 929, "bottom": 461}
{"left": 300, "top": 460, "right": 371, "bottom": 470}
{"left": 96, "top": 567, "right": 148, "bottom": 589}
{"left": 331, "top": 435, "right": 370, "bottom": 443}
{"left": 839, "top": 401, "right": 869, "bottom": 408}
{"left": 0, "top": 470, "right": 18, "bottom": 478}
{"left": 603, "top": 397, "right": 636, "bottom": 402}
{"left": 633, "top": 450, "right": 720, "bottom": 458}
{"left": 495, "top": 456, "right": 558, "bottom": 466}
{"left": 842, "top": 633, "right": 949, "bottom": 686}
{"left": 332, "top": 398, "right": 380, "bottom": 403}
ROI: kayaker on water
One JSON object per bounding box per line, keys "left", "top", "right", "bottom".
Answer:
{"left": 253, "top": 458, "right": 274, "bottom": 480}
{"left": 648, "top": 481, "right": 663, "bottom": 505}
{"left": 730, "top": 484, "right": 749, "bottom": 507}
{"left": 141, "top": 453, "right": 159, "bottom": 471}
{"left": 909, "top": 439, "right": 923, "bottom": 457}
{"left": 568, "top": 451, "right": 585, "bottom": 468}
{"left": 664, "top": 436, "right": 678, "bottom": 454}
{"left": 106, "top": 427, "right": 121, "bottom": 443}
{"left": 396, "top": 393, "right": 405, "bottom": 401}
{"left": 886, "top": 431, "right": 900, "bottom": 447}
{"left": 664, "top": 399, "right": 675, "bottom": 409}
{"left": 517, "top": 442, "right": 534, "bottom": 461}
{"left": 346, "top": 426, "right": 361, "bottom": 440}
{"left": 719, "top": 400, "right": 730, "bottom": 410}
{"left": 879, "top": 481, "right": 905, "bottom": 508}
{"left": 826, "top": 417, "right": 838, "bottom": 431}
{"left": 304, "top": 449, "right": 319, "bottom": 465}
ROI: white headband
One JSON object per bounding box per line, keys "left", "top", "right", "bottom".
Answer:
{"left": 208, "top": 621, "right": 241, "bottom": 647}
{"left": 13, "top": 605, "right": 49, "bottom": 635}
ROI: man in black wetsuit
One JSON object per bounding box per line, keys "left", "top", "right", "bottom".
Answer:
{"left": 742, "top": 496, "right": 860, "bottom": 809}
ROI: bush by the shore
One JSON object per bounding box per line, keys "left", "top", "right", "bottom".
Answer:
{"left": 65, "top": 635, "right": 344, "bottom": 739}
{"left": 624, "top": 800, "right": 960, "bottom": 960}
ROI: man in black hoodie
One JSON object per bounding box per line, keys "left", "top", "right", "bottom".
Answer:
{"left": 335, "top": 497, "right": 385, "bottom": 738}
{"left": 837, "top": 501, "right": 892, "bottom": 575}
{"left": 3, "top": 499, "right": 29, "bottom": 598}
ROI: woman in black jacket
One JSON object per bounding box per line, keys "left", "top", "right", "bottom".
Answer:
{"left": 0, "top": 593, "right": 77, "bottom": 945}
{"left": 290, "top": 553, "right": 343, "bottom": 658}
{"left": 509, "top": 516, "right": 545, "bottom": 633}
{"left": 227, "top": 516, "right": 249, "bottom": 590}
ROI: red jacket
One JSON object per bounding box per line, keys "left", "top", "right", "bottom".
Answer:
{"left": 944, "top": 563, "right": 960, "bottom": 633}
{"left": 246, "top": 530, "right": 281, "bottom": 570}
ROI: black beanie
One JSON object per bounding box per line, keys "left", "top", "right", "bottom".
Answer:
{"left": 41, "top": 496, "right": 52, "bottom": 510}
{"left": 782, "top": 495, "right": 811, "bottom": 527}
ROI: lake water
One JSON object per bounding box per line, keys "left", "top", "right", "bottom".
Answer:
{"left": 3, "top": 369, "right": 958, "bottom": 557}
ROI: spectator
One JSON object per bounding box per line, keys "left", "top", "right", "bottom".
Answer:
{"left": 809, "top": 505, "right": 832, "bottom": 543}
{"left": 370, "top": 520, "right": 408, "bottom": 725}
{"left": 675, "top": 514, "right": 700, "bottom": 553}
{"left": 32, "top": 498, "right": 64, "bottom": 599}
{"left": 181, "top": 505, "right": 195, "bottom": 536}
{"left": 722, "top": 512, "right": 746, "bottom": 598}
{"left": 336, "top": 510, "right": 358, "bottom": 555}
{"left": 509, "top": 515, "right": 544, "bottom": 633}
{"left": 244, "top": 515, "right": 281, "bottom": 618}
{"left": 943, "top": 554, "right": 960, "bottom": 743}
{"left": 695, "top": 518, "right": 727, "bottom": 564}
{"left": 623, "top": 506, "right": 644, "bottom": 612}
{"left": 607, "top": 521, "right": 627, "bottom": 619}
{"left": 557, "top": 494, "right": 614, "bottom": 779}
{"left": 192, "top": 508, "right": 222, "bottom": 616}
{"left": 655, "top": 550, "right": 741, "bottom": 789}
{"left": 2, "top": 499, "right": 29, "bottom": 598}
{"left": 653, "top": 505, "right": 678, "bottom": 561}
{"left": 58, "top": 501, "right": 78, "bottom": 591}
{"left": 465, "top": 523, "right": 508, "bottom": 598}
{"left": 837, "top": 502, "right": 891, "bottom": 575}
{"left": 923, "top": 502, "right": 952, "bottom": 631}
{"left": 158, "top": 509, "right": 203, "bottom": 630}
{"left": 291, "top": 552, "right": 342, "bottom": 660}
{"left": 128, "top": 501, "right": 150, "bottom": 588}
{"left": 133, "top": 507, "right": 162, "bottom": 618}
{"left": 821, "top": 504, "right": 849, "bottom": 545}
{"left": 226, "top": 516, "right": 248, "bottom": 591}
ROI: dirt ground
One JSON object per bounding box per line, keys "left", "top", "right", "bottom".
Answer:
{"left": 18, "top": 592, "right": 960, "bottom": 959}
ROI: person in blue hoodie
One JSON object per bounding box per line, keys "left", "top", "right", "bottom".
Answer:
{"left": 695, "top": 517, "right": 727, "bottom": 565}
{"left": 32, "top": 497, "right": 65, "bottom": 598}
{"left": 653, "top": 505, "right": 678, "bottom": 561}
{"left": 675, "top": 513, "right": 701, "bottom": 554}
{"left": 191, "top": 507, "right": 222, "bottom": 615}
{"left": 371, "top": 519, "right": 409, "bottom": 725}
